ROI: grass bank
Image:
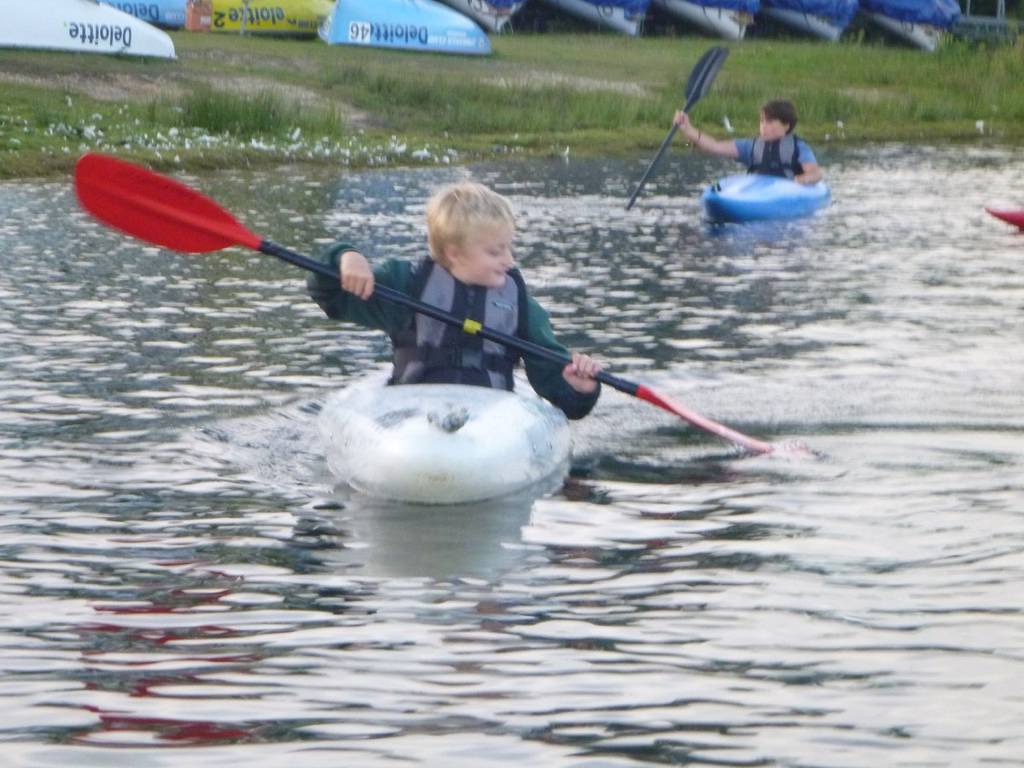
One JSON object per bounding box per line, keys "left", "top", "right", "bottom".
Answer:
{"left": 1, "top": 32, "right": 1022, "bottom": 179}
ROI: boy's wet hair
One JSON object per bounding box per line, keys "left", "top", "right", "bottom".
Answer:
{"left": 426, "top": 182, "right": 515, "bottom": 269}
{"left": 761, "top": 100, "right": 798, "bottom": 133}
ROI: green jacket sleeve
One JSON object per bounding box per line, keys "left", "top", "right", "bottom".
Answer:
{"left": 306, "top": 242, "right": 413, "bottom": 336}
{"left": 521, "top": 296, "right": 601, "bottom": 420}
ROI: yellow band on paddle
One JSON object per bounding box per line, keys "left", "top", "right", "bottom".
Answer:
{"left": 462, "top": 319, "right": 482, "bottom": 335}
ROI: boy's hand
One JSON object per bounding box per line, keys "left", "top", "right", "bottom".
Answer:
{"left": 340, "top": 250, "right": 374, "bottom": 299}
{"left": 795, "top": 163, "right": 823, "bottom": 186}
{"left": 673, "top": 110, "right": 691, "bottom": 130}
{"left": 563, "top": 352, "right": 602, "bottom": 395}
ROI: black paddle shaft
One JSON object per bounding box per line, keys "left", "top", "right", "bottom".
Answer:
{"left": 625, "top": 46, "right": 729, "bottom": 211}
{"left": 625, "top": 125, "right": 680, "bottom": 211}
{"left": 258, "top": 239, "right": 641, "bottom": 397}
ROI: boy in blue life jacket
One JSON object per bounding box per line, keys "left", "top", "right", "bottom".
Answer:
{"left": 307, "top": 181, "right": 603, "bottom": 420}
{"left": 673, "top": 99, "right": 823, "bottom": 185}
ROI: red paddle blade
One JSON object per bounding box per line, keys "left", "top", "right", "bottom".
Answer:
{"left": 986, "top": 207, "right": 1024, "bottom": 229}
{"left": 74, "top": 153, "right": 263, "bottom": 253}
{"left": 634, "top": 384, "right": 775, "bottom": 455}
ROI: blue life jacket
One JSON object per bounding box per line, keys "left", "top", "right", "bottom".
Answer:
{"left": 748, "top": 134, "right": 804, "bottom": 179}
{"left": 389, "top": 258, "right": 527, "bottom": 390}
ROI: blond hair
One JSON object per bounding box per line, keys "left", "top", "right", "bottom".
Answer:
{"left": 426, "top": 182, "right": 515, "bottom": 268}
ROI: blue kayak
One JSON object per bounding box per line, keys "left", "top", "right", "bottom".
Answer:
{"left": 320, "top": 0, "right": 491, "bottom": 55}
{"left": 701, "top": 174, "right": 830, "bottom": 222}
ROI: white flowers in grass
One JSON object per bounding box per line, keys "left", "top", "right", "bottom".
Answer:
{"left": 826, "top": 120, "right": 846, "bottom": 142}
{"left": 22, "top": 104, "right": 468, "bottom": 169}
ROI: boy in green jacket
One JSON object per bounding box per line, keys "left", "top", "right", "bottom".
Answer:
{"left": 307, "top": 181, "right": 602, "bottom": 420}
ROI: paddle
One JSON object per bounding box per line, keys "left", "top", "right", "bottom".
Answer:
{"left": 625, "top": 46, "right": 730, "bottom": 211}
{"left": 74, "top": 152, "right": 777, "bottom": 455}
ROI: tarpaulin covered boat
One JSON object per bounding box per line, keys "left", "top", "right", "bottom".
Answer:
{"left": 651, "top": 0, "right": 758, "bottom": 39}
{"left": 436, "top": 0, "right": 527, "bottom": 32}
{"left": 859, "top": 0, "right": 960, "bottom": 51}
{"left": 760, "top": 0, "right": 858, "bottom": 40}
{"left": 537, "top": 0, "right": 651, "bottom": 36}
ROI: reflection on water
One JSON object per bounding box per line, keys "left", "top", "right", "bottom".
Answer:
{"left": 313, "top": 490, "right": 538, "bottom": 580}
{"left": 0, "top": 145, "right": 1022, "bottom": 766}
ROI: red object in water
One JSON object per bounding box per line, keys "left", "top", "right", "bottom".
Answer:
{"left": 986, "top": 208, "right": 1024, "bottom": 229}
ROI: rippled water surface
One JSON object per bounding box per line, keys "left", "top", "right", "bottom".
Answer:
{"left": 1, "top": 146, "right": 1022, "bottom": 766}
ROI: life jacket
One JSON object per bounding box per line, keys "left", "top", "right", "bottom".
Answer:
{"left": 389, "top": 258, "right": 527, "bottom": 390}
{"left": 748, "top": 134, "right": 804, "bottom": 179}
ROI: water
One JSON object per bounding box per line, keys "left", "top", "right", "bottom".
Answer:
{"left": 1, "top": 145, "right": 1022, "bottom": 766}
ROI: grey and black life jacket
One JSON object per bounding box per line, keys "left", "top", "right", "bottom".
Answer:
{"left": 389, "top": 258, "right": 527, "bottom": 390}
{"left": 748, "top": 135, "right": 804, "bottom": 179}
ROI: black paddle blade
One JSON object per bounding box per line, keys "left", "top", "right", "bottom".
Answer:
{"left": 682, "top": 46, "right": 729, "bottom": 113}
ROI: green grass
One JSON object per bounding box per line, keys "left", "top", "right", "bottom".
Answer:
{"left": 1, "top": 31, "right": 1023, "bottom": 178}
{"left": 159, "top": 85, "right": 344, "bottom": 137}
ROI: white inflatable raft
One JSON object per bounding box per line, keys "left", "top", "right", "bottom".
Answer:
{"left": 0, "top": 0, "right": 176, "bottom": 59}
{"left": 319, "top": 381, "right": 571, "bottom": 504}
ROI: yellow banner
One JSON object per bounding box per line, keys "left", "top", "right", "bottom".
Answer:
{"left": 210, "top": 0, "right": 332, "bottom": 35}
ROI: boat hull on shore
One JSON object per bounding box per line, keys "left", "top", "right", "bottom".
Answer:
{"left": 320, "top": 0, "right": 492, "bottom": 54}
{"left": 99, "top": 0, "right": 186, "bottom": 28}
{"left": 537, "top": 0, "right": 651, "bottom": 36}
{"left": 0, "top": 0, "right": 176, "bottom": 58}
{"left": 319, "top": 381, "right": 571, "bottom": 504}
{"left": 859, "top": 0, "right": 960, "bottom": 51}
{"left": 760, "top": 0, "right": 858, "bottom": 40}
{"left": 702, "top": 174, "right": 830, "bottom": 222}
{"left": 436, "top": 0, "right": 527, "bottom": 32}
{"left": 862, "top": 11, "right": 942, "bottom": 50}
{"left": 651, "top": 0, "right": 756, "bottom": 40}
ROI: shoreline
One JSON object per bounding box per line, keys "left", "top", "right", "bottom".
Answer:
{"left": 1, "top": 32, "right": 1022, "bottom": 180}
